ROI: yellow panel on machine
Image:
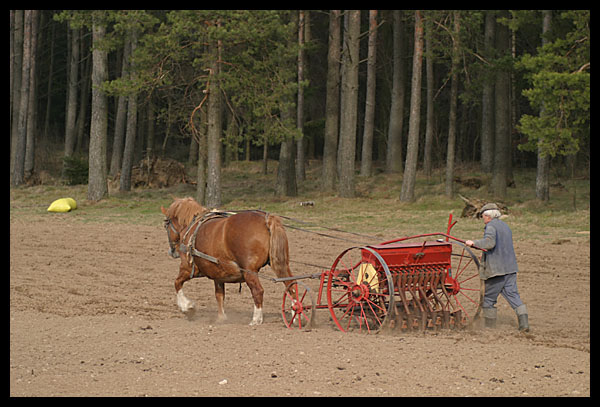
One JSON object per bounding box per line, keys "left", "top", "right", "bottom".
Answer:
{"left": 356, "top": 263, "right": 379, "bottom": 293}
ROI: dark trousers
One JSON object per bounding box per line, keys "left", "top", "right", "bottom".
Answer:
{"left": 483, "top": 273, "right": 524, "bottom": 310}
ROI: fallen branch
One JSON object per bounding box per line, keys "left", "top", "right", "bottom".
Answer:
{"left": 458, "top": 194, "right": 508, "bottom": 218}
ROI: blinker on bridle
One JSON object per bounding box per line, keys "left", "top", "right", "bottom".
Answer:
{"left": 164, "top": 217, "right": 180, "bottom": 259}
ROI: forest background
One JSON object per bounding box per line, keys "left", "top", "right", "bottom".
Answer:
{"left": 9, "top": 10, "right": 590, "bottom": 208}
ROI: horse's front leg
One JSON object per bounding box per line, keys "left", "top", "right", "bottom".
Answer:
{"left": 174, "top": 263, "right": 195, "bottom": 314}
{"left": 214, "top": 281, "right": 227, "bottom": 322}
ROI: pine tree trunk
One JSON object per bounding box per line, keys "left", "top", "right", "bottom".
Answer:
{"left": 536, "top": 10, "right": 552, "bottom": 202}
{"left": 423, "top": 12, "right": 435, "bottom": 177}
{"left": 445, "top": 11, "right": 460, "bottom": 198}
{"left": 360, "top": 10, "right": 378, "bottom": 177}
{"left": 262, "top": 142, "right": 268, "bottom": 175}
{"left": 400, "top": 10, "right": 424, "bottom": 202}
{"left": 75, "top": 29, "right": 91, "bottom": 154}
{"left": 11, "top": 10, "right": 32, "bottom": 186}
{"left": 276, "top": 95, "right": 297, "bottom": 197}
{"left": 120, "top": 30, "right": 138, "bottom": 192}
{"left": 110, "top": 40, "right": 130, "bottom": 178}
{"left": 195, "top": 108, "right": 208, "bottom": 205}
{"left": 10, "top": 10, "right": 23, "bottom": 180}
{"left": 10, "top": 10, "right": 15, "bottom": 125}
{"left": 337, "top": 10, "right": 360, "bottom": 198}
{"left": 43, "top": 17, "right": 55, "bottom": 142}
{"left": 146, "top": 97, "right": 155, "bottom": 159}
{"left": 296, "top": 10, "right": 306, "bottom": 182}
{"left": 321, "top": 10, "right": 340, "bottom": 192}
{"left": 491, "top": 11, "right": 511, "bottom": 199}
{"left": 64, "top": 26, "right": 79, "bottom": 159}
{"left": 205, "top": 40, "right": 222, "bottom": 208}
{"left": 386, "top": 10, "right": 406, "bottom": 174}
{"left": 87, "top": 20, "right": 109, "bottom": 201}
{"left": 480, "top": 11, "right": 496, "bottom": 173}
{"left": 276, "top": 138, "right": 297, "bottom": 197}
{"left": 24, "top": 10, "right": 38, "bottom": 180}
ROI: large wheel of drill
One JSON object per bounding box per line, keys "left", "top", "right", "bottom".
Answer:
{"left": 326, "top": 247, "right": 395, "bottom": 333}
{"left": 439, "top": 242, "right": 484, "bottom": 327}
{"left": 282, "top": 281, "right": 315, "bottom": 330}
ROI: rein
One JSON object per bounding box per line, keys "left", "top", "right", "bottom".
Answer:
{"left": 221, "top": 209, "right": 380, "bottom": 245}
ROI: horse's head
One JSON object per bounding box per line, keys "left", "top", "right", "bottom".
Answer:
{"left": 161, "top": 198, "right": 207, "bottom": 259}
{"left": 161, "top": 205, "right": 181, "bottom": 259}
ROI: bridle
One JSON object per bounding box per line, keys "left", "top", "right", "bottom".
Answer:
{"left": 163, "top": 213, "right": 221, "bottom": 280}
{"left": 163, "top": 213, "right": 212, "bottom": 260}
{"left": 163, "top": 211, "right": 226, "bottom": 266}
{"left": 163, "top": 217, "right": 181, "bottom": 259}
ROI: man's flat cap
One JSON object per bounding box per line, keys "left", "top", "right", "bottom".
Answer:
{"left": 479, "top": 202, "right": 499, "bottom": 216}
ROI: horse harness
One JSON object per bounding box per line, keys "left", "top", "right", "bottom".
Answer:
{"left": 180, "top": 211, "right": 230, "bottom": 279}
{"left": 166, "top": 210, "right": 268, "bottom": 280}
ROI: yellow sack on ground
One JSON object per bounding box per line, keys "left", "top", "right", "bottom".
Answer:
{"left": 63, "top": 197, "right": 77, "bottom": 210}
{"left": 47, "top": 198, "right": 77, "bottom": 213}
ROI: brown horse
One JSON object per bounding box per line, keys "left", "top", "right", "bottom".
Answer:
{"left": 161, "top": 197, "right": 296, "bottom": 325}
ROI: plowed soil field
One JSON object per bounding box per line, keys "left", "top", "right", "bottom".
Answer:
{"left": 10, "top": 215, "right": 589, "bottom": 396}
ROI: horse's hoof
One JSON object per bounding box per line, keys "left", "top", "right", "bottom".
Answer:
{"left": 183, "top": 307, "right": 196, "bottom": 320}
{"left": 249, "top": 306, "right": 263, "bottom": 325}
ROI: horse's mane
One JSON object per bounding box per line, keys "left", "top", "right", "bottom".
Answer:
{"left": 167, "top": 197, "right": 208, "bottom": 227}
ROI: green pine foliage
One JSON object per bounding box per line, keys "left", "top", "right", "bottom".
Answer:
{"left": 62, "top": 155, "right": 88, "bottom": 185}
{"left": 517, "top": 10, "right": 589, "bottom": 158}
{"left": 110, "top": 10, "right": 301, "bottom": 147}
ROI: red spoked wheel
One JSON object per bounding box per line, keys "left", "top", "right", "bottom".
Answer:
{"left": 327, "top": 247, "right": 395, "bottom": 333}
{"left": 282, "top": 281, "right": 315, "bottom": 329}
{"left": 440, "top": 242, "right": 484, "bottom": 327}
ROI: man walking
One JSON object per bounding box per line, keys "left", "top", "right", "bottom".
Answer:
{"left": 466, "top": 203, "right": 529, "bottom": 332}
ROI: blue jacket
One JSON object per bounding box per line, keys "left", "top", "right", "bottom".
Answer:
{"left": 473, "top": 218, "right": 519, "bottom": 280}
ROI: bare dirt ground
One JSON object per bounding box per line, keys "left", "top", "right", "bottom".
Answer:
{"left": 10, "top": 215, "right": 589, "bottom": 397}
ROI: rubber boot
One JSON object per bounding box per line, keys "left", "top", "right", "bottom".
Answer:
{"left": 482, "top": 307, "right": 497, "bottom": 329}
{"left": 515, "top": 304, "right": 529, "bottom": 332}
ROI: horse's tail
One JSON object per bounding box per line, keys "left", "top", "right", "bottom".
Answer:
{"left": 265, "top": 214, "right": 293, "bottom": 279}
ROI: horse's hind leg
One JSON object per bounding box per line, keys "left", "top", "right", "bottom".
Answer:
{"left": 175, "top": 264, "right": 195, "bottom": 313}
{"left": 243, "top": 271, "right": 265, "bottom": 325}
{"left": 214, "top": 281, "right": 227, "bottom": 322}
